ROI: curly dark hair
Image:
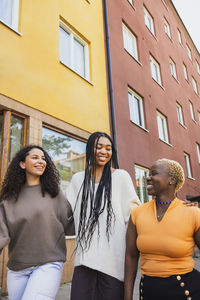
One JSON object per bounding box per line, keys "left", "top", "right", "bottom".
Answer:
{"left": 75, "top": 132, "right": 119, "bottom": 251}
{"left": 0, "top": 145, "right": 60, "bottom": 202}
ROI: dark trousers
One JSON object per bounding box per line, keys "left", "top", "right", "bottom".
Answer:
{"left": 70, "top": 265, "right": 124, "bottom": 300}
{"left": 140, "top": 269, "right": 200, "bottom": 300}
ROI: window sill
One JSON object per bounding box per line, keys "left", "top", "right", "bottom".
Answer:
{"left": 130, "top": 121, "right": 149, "bottom": 132}
{"left": 165, "top": 34, "right": 173, "bottom": 42}
{"left": 192, "top": 119, "right": 197, "bottom": 125}
{"left": 146, "top": 26, "right": 158, "bottom": 41}
{"left": 171, "top": 75, "right": 179, "bottom": 83}
{"left": 159, "top": 138, "right": 173, "bottom": 147}
{"left": 60, "top": 61, "right": 94, "bottom": 86}
{"left": 124, "top": 49, "right": 142, "bottom": 66}
{"left": 0, "top": 19, "right": 22, "bottom": 36}
{"left": 179, "top": 123, "right": 187, "bottom": 129}
{"left": 127, "top": 0, "right": 136, "bottom": 10}
{"left": 152, "top": 78, "right": 165, "bottom": 90}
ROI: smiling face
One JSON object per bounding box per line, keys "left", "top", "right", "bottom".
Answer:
{"left": 95, "top": 136, "right": 112, "bottom": 168}
{"left": 147, "top": 161, "right": 172, "bottom": 197}
{"left": 19, "top": 148, "right": 47, "bottom": 179}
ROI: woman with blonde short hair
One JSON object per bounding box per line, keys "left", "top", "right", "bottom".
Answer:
{"left": 125, "top": 158, "right": 200, "bottom": 300}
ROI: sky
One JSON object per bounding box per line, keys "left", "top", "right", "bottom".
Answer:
{"left": 172, "top": 0, "right": 200, "bottom": 53}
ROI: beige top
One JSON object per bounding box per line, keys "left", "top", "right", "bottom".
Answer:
{"left": 0, "top": 184, "right": 74, "bottom": 271}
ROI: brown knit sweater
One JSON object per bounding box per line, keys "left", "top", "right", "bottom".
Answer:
{"left": 0, "top": 184, "right": 74, "bottom": 271}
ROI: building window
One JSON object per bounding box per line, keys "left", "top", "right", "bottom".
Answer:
{"left": 161, "top": 0, "right": 168, "bottom": 9}
{"left": 135, "top": 165, "right": 151, "bottom": 203}
{"left": 144, "top": 7, "right": 155, "bottom": 35}
{"left": 0, "top": 111, "right": 27, "bottom": 177}
{"left": 170, "top": 58, "right": 177, "bottom": 80}
{"left": 196, "top": 60, "right": 200, "bottom": 75}
{"left": 9, "top": 114, "right": 26, "bottom": 162}
{"left": 164, "top": 18, "right": 171, "bottom": 39}
{"left": 122, "top": 23, "right": 138, "bottom": 60}
{"left": 186, "top": 44, "right": 192, "bottom": 61}
{"left": 128, "top": 89, "right": 145, "bottom": 128}
{"left": 192, "top": 77, "right": 198, "bottom": 94}
{"left": 0, "top": 0, "right": 19, "bottom": 30}
{"left": 184, "top": 152, "right": 192, "bottom": 178}
{"left": 157, "top": 111, "right": 169, "bottom": 143}
{"left": 150, "top": 55, "right": 162, "bottom": 85}
{"left": 197, "top": 143, "right": 200, "bottom": 164}
{"left": 59, "top": 23, "right": 90, "bottom": 80}
{"left": 177, "top": 29, "right": 182, "bottom": 44}
{"left": 42, "top": 126, "right": 86, "bottom": 194}
{"left": 183, "top": 64, "right": 188, "bottom": 81}
{"left": 189, "top": 101, "right": 195, "bottom": 121}
{"left": 176, "top": 103, "right": 184, "bottom": 126}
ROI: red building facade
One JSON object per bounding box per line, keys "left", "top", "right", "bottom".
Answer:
{"left": 106, "top": 0, "right": 200, "bottom": 201}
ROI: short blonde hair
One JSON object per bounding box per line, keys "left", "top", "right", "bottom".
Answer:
{"left": 157, "top": 158, "right": 185, "bottom": 191}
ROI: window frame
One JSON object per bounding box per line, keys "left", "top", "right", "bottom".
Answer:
{"left": 122, "top": 23, "right": 138, "bottom": 61}
{"left": 183, "top": 63, "right": 188, "bottom": 81}
{"left": 150, "top": 55, "right": 162, "bottom": 86}
{"left": 176, "top": 102, "right": 184, "bottom": 126}
{"left": 144, "top": 6, "right": 155, "bottom": 36}
{"left": 189, "top": 101, "right": 196, "bottom": 122}
{"left": 0, "top": 0, "right": 20, "bottom": 31}
{"left": 177, "top": 28, "right": 183, "bottom": 45}
{"left": 156, "top": 111, "right": 169, "bottom": 144}
{"left": 128, "top": 88, "right": 145, "bottom": 129}
{"left": 196, "top": 60, "right": 200, "bottom": 75}
{"left": 59, "top": 21, "right": 90, "bottom": 80}
{"left": 170, "top": 58, "right": 177, "bottom": 80}
{"left": 164, "top": 18, "right": 171, "bottom": 39}
{"left": 196, "top": 143, "right": 200, "bottom": 164}
{"left": 135, "top": 164, "right": 152, "bottom": 204}
{"left": 184, "top": 152, "right": 193, "bottom": 179}
{"left": 0, "top": 110, "right": 27, "bottom": 180}
{"left": 192, "top": 77, "right": 198, "bottom": 94}
{"left": 186, "top": 44, "right": 192, "bottom": 61}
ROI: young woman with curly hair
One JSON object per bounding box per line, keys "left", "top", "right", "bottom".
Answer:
{"left": 125, "top": 158, "right": 200, "bottom": 300}
{"left": 0, "top": 145, "right": 74, "bottom": 300}
{"left": 66, "top": 132, "right": 140, "bottom": 300}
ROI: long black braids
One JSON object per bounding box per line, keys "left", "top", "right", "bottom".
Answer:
{"left": 75, "top": 132, "right": 119, "bottom": 251}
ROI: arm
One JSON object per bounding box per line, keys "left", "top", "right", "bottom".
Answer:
{"left": 194, "top": 226, "right": 200, "bottom": 249}
{"left": 0, "top": 203, "right": 10, "bottom": 252}
{"left": 124, "top": 217, "right": 139, "bottom": 300}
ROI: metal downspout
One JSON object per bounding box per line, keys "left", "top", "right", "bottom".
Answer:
{"left": 103, "top": 0, "right": 118, "bottom": 152}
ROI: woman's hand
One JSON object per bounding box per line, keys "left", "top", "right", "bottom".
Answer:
{"left": 182, "top": 200, "right": 196, "bottom": 207}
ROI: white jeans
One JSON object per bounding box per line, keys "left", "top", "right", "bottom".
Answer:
{"left": 7, "top": 261, "right": 64, "bottom": 300}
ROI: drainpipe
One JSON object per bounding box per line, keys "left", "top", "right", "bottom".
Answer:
{"left": 103, "top": 0, "right": 118, "bottom": 153}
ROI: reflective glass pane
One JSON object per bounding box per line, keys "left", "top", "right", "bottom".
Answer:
{"left": 9, "top": 115, "right": 24, "bottom": 162}
{"left": 74, "top": 38, "right": 85, "bottom": 77}
{"left": 135, "top": 166, "right": 151, "bottom": 203}
{"left": 0, "top": 0, "right": 13, "bottom": 26}
{"left": 59, "top": 27, "right": 70, "bottom": 67}
{"left": 42, "top": 127, "right": 86, "bottom": 193}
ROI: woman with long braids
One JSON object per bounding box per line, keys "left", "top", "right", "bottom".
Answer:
{"left": 0, "top": 145, "right": 74, "bottom": 300}
{"left": 67, "top": 131, "right": 140, "bottom": 300}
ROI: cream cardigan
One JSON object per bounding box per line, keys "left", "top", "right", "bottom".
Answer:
{"left": 66, "top": 169, "right": 140, "bottom": 281}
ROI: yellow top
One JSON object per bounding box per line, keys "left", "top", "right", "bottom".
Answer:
{"left": 131, "top": 198, "right": 200, "bottom": 277}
